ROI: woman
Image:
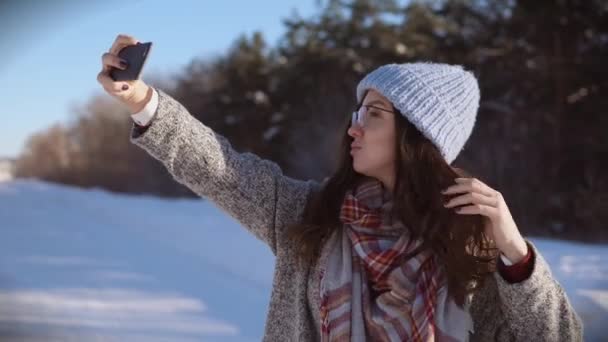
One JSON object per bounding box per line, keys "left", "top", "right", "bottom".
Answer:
{"left": 98, "top": 34, "right": 583, "bottom": 341}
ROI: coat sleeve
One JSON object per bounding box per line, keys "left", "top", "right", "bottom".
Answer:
{"left": 493, "top": 238, "right": 584, "bottom": 341}
{"left": 129, "top": 87, "right": 319, "bottom": 256}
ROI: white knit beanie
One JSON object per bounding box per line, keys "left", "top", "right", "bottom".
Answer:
{"left": 356, "top": 62, "right": 480, "bottom": 164}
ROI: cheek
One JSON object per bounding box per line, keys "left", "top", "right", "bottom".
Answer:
{"left": 368, "top": 145, "right": 394, "bottom": 165}
{"left": 360, "top": 134, "right": 395, "bottom": 166}
{"left": 371, "top": 132, "right": 395, "bottom": 159}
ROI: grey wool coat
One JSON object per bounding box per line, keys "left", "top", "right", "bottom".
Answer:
{"left": 130, "top": 88, "right": 584, "bottom": 341}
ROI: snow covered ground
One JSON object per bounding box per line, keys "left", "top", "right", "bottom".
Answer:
{"left": 0, "top": 179, "right": 605, "bottom": 341}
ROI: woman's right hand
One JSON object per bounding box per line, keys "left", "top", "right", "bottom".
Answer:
{"left": 97, "top": 34, "right": 152, "bottom": 114}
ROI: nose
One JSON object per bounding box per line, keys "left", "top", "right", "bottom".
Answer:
{"left": 347, "top": 124, "right": 364, "bottom": 139}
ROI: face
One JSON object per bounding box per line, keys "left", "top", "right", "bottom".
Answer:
{"left": 347, "top": 89, "right": 397, "bottom": 191}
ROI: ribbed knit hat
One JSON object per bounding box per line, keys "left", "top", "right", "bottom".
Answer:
{"left": 356, "top": 62, "right": 480, "bottom": 164}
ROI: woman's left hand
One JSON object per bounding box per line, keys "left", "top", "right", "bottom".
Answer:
{"left": 442, "top": 177, "right": 529, "bottom": 264}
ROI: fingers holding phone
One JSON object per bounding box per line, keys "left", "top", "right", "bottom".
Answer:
{"left": 97, "top": 34, "right": 152, "bottom": 113}
{"left": 109, "top": 34, "right": 139, "bottom": 55}
{"left": 98, "top": 53, "right": 129, "bottom": 90}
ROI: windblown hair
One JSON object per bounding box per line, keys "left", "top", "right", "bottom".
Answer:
{"left": 286, "top": 92, "right": 499, "bottom": 307}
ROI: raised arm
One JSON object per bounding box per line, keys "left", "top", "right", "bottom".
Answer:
{"left": 96, "top": 34, "right": 321, "bottom": 255}
{"left": 129, "top": 87, "right": 319, "bottom": 255}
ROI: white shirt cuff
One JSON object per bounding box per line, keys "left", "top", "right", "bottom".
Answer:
{"left": 500, "top": 253, "right": 514, "bottom": 266}
{"left": 130, "top": 88, "right": 159, "bottom": 126}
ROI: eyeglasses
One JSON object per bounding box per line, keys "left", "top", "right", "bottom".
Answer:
{"left": 351, "top": 104, "right": 395, "bottom": 128}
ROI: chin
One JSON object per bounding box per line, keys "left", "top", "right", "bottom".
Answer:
{"left": 352, "top": 161, "right": 371, "bottom": 177}
{"left": 353, "top": 159, "right": 386, "bottom": 180}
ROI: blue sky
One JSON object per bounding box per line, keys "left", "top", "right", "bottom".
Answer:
{"left": 0, "top": 0, "right": 318, "bottom": 158}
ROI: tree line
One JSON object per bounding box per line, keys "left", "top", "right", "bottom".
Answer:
{"left": 15, "top": 0, "right": 608, "bottom": 241}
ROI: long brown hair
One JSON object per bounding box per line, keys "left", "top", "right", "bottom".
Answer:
{"left": 286, "top": 91, "right": 499, "bottom": 307}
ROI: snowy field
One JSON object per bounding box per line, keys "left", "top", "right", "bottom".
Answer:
{"left": 0, "top": 179, "right": 605, "bottom": 341}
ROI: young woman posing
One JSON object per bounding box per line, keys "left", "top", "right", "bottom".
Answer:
{"left": 97, "top": 34, "right": 583, "bottom": 341}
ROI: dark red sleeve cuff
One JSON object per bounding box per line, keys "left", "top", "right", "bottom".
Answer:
{"left": 134, "top": 122, "right": 151, "bottom": 134}
{"left": 497, "top": 241, "right": 534, "bottom": 284}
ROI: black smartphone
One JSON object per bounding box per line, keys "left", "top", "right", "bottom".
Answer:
{"left": 110, "top": 42, "right": 153, "bottom": 81}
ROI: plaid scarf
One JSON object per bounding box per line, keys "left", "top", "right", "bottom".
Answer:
{"left": 319, "top": 178, "right": 473, "bottom": 341}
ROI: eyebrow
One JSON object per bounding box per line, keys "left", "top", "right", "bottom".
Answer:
{"left": 364, "top": 100, "right": 392, "bottom": 112}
